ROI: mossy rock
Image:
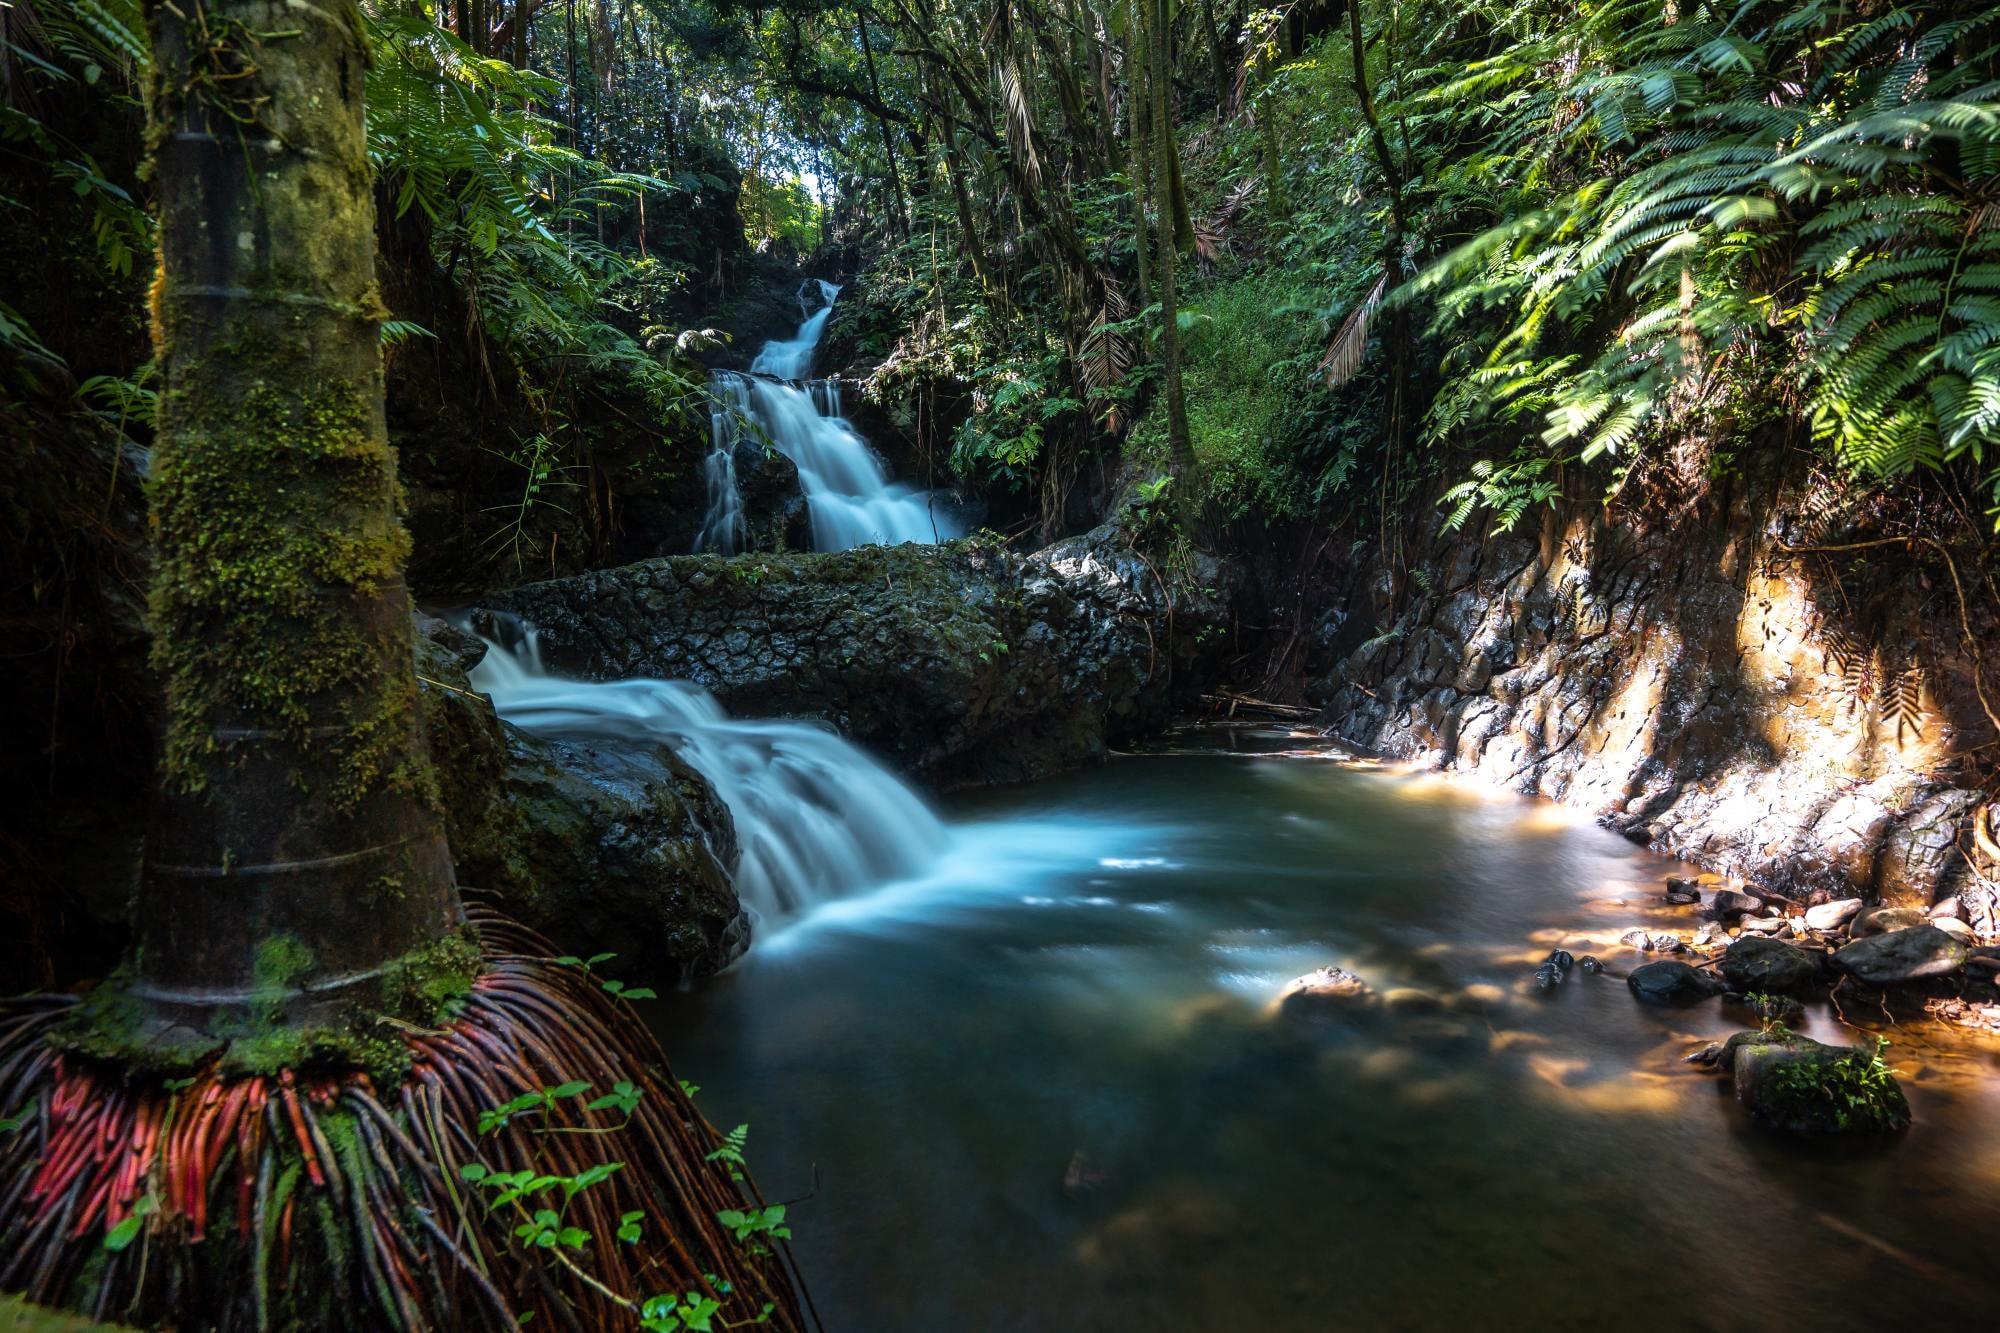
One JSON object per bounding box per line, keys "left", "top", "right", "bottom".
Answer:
{"left": 416, "top": 617, "right": 747, "bottom": 977}
{"left": 1718, "top": 1031, "right": 1911, "bottom": 1137}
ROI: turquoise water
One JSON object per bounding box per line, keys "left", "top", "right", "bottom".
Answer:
{"left": 652, "top": 731, "right": 2000, "bottom": 1330}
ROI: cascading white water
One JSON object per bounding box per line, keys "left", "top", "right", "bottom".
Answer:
{"left": 699, "top": 280, "right": 960, "bottom": 552}
{"left": 748, "top": 278, "right": 842, "bottom": 380}
{"left": 693, "top": 375, "right": 751, "bottom": 555}
{"left": 469, "top": 623, "right": 950, "bottom": 922}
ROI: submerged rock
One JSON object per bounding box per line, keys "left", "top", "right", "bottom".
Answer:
{"left": 1627, "top": 960, "right": 1725, "bottom": 1004}
{"left": 1831, "top": 925, "right": 1967, "bottom": 985}
{"left": 1707, "top": 1030, "right": 1910, "bottom": 1137}
{"left": 1718, "top": 937, "right": 1821, "bottom": 997}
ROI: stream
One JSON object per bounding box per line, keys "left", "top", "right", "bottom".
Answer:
{"left": 648, "top": 729, "right": 2000, "bottom": 1331}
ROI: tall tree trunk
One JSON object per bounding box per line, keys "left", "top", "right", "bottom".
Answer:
{"left": 1126, "top": 0, "right": 1152, "bottom": 308}
{"left": 1150, "top": 0, "right": 1192, "bottom": 474}
{"left": 857, "top": 7, "right": 910, "bottom": 237}
{"left": 133, "top": 0, "right": 459, "bottom": 1050}
{"left": 1345, "top": 0, "right": 1408, "bottom": 448}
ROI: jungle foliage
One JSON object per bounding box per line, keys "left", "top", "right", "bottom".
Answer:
{"left": 674, "top": 0, "right": 2000, "bottom": 538}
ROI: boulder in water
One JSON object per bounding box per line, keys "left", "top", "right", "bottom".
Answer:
{"left": 1831, "top": 925, "right": 1967, "bottom": 985}
{"left": 1718, "top": 937, "right": 1821, "bottom": 996}
{"left": 1627, "top": 960, "right": 1725, "bottom": 1004}
{"left": 1705, "top": 1030, "right": 1910, "bottom": 1137}
{"left": 1272, "top": 966, "right": 1376, "bottom": 1020}
{"left": 1709, "top": 888, "right": 1766, "bottom": 920}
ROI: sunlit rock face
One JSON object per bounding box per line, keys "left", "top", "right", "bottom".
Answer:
{"left": 1309, "top": 455, "right": 1994, "bottom": 916}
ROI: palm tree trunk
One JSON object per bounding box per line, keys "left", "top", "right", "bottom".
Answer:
{"left": 130, "top": 0, "right": 459, "bottom": 1054}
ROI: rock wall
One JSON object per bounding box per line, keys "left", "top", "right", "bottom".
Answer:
{"left": 483, "top": 526, "right": 1237, "bottom": 789}
{"left": 1305, "top": 456, "right": 1998, "bottom": 918}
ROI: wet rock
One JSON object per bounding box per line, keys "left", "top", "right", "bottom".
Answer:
{"left": 1932, "top": 917, "right": 1973, "bottom": 942}
{"left": 485, "top": 525, "right": 1238, "bottom": 788}
{"left": 1273, "top": 966, "right": 1376, "bottom": 1020}
{"left": 1532, "top": 949, "right": 1577, "bottom": 993}
{"left": 1737, "top": 915, "right": 1788, "bottom": 936}
{"left": 1719, "top": 937, "right": 1821, "bottom": 997}
{"left": 1804, "top": 898, "right": 1864, "bottom": 932}
{"left": 1929, "top": 896, "right": 1963, "bottom": 921}
{"left": 1663, "top": 878, "right": 1702, "bottom": 906}
{"left": 1831, "top": 925, "right": 1968, "bottom": 985}
{"left": 1709, "top": 889, "right": 1765, "bottom": 921}
{"left": 1709, "top": 1030, "right": 1910, "bottom": 1137}
{"left": 417, "top": 618, "right": 748, "bottom": 976}
{"left": 1619, "top": 929, "right": 1684, "bottom": 954}
{"left": 1692, "top": 922, "right": 1724, "bottom": 949}
{"left": 1578, "top": 955, "right": 1604, "bottom": 975}
{"left": 1627, "top": 961, "right": 1726, "bottom": 1005}
{"left": 1849, "top": 905, "right": 1928, "bottom": 939}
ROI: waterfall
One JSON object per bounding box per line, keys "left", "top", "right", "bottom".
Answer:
{"left": 748, "top": 278, "right": 842, "bottom": 381}
{"left": 469, "top": 620, "right": 950, "bottom": 922}
{"left": 693, "top": 374, "right": 752, "bottom": 555}
{"left": 700, "top": 280, "right": 960, "bottom": 552}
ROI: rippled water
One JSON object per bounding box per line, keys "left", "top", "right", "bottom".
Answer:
{"left": 652, "top": 729, "right": 2000, "bottom": 1331}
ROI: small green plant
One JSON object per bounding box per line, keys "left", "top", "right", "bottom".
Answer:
{"left": 555, "top": 952, "right": 658, "bottom": 1001}
{"left": 715, "top": 1204, "right": 791, "bottom": 1250}
{"left": 1765, "top": 1036, "right": 1904, "bottom": 1133}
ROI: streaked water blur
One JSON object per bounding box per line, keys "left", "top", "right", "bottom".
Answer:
{"left": 653, "top": 728, "right": 2000, "bottom": 1331}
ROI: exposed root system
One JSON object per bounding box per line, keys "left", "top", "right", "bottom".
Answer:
{"left": 0, "top": 909, "right": 806, "bottom": 1331}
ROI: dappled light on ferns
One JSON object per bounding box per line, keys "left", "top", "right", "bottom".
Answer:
{"left": 1405, "top": 0, "right": 2000, "bottom": 525}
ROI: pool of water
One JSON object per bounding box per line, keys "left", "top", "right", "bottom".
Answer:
{"left": 651, "top": 729, "right": 2000, "bottom": 1331}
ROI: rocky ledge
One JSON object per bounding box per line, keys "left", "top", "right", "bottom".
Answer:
{"left": 418, "top": 617, "right": 748, "bottom": 979}
{"left": 481, "top": 525, "right": 1237, "bottom": 789}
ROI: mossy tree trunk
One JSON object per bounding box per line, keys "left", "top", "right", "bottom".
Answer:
{"left": 128, "top": 0, "right": 460, "bottom": 1059}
